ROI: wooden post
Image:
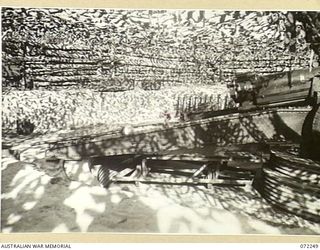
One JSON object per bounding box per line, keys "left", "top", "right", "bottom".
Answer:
{"left": 134, "top": 164, "right": 142, "bottom": 187}
{"left": 206, "top": 167, "right": 214, "bottom": 189}
{"left": 141, "top": 158, "right": 148, "bottom": 177}
{"left": 206, "top": 163, "right": 221, "bottom": 189}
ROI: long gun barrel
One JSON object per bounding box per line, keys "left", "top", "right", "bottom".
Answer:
{"left": 233, "top": 67, "right": 320, "bottom": 108}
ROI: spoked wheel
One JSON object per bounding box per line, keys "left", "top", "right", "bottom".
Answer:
{"left": 96, "top": 166, "right": 116, "bottom": 188}
{"left": 89, "top": 155, "right": 138, "bottom": 188}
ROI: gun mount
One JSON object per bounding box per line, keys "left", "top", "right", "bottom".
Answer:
{"left": 231, "top": 67, "right": 320, "bottom": 161}
{"left": 9, "top": 67, "right": 320, "bottom": 222}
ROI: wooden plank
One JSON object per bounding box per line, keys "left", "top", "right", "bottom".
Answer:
{"left": 147, "top": 154, "right": 263, "bottom": 171}
{"left": 147, "top": 160, "right": 205, "bottom": 169}
{"left": 146, "top": 154, "right": 228, "bottom": 162}
{"left": 263, "top": 170, "right": 320, "bottom": 193}
{"left": 218, "top": 169, "right": 254, "bottom": 180}
{"left": 264, "top": 165, "right": 320, "bottom": 185}
{"left": 226, "top": 161, "right": 263, "bottom": 171}
{"left": 262, "top": 185, "right": 320, "bottom": 214}
{"left": 262, "top": 186, "right": 320, "bottom": 212}
{"left": 192, "top": 164, "right": 208, "bottom": 178}
{"left": 263, "top": 177, "right": 320, "bottom": 199}
{"left": 116, "top": 168, "right": 135, "bottom": 178}
{"left": 271, "top": 150, "right": 320, "bottom": 173}
{"left": 149, "top": 169, "right": 194, "bottom": 177}
{"left": 111, "top": 175, "right": 251, "bottom": 186}
{"left": 263, "top": 196, "right": 320, "bottom": 223}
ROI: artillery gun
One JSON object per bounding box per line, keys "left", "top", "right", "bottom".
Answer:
{"left": 11, "top": 67, "right": 320, "bottom": 222}
{"left": 178, "top": 67, "right": 320, "bottom": 222}
{"left": 232, "top": 67, "right": 320, "bottom": 160}
{"left": 229, "top": 67, "right": 320, "bottom": 222}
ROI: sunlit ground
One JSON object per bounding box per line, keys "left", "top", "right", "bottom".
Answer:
{"left": 1, "top": 152, "right": 320, "bottom": 234}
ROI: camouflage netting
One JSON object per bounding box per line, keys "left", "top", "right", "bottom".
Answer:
{"left": 2, "top": 9, "right": 317, "bottom": 90}
{"left": 2, "top": 86, "right": 230, "bottom": 133}
{"left": 2, "top": 9, "right": 319, "bottom": 133}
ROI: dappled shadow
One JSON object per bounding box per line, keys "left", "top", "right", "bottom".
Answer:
{"left": 2, "top": 152, "right": 319, "bottom": 234}
{"left": 1, "top": 155, "right": 157, "bottom": 233}
{"left": 1, "top": 159, "right": 78, "bottom": 232}
{"left": 2, "top": 106, "right": 316, "bottom": 233}
{"left": 254, "top": 151, "right": 320, "bottom": 224}
{"left": 2, "top": 132, "right": 45, "bottom": 149}
{"left": 270, "top": 111, "right": 306, "bottom": 144}
{"left": 136, "top": 184, "right": 320, "bottom": 234}
{"left": 47, "top": 108, "right": 309, "bottom": 161}
{"left": 300, "top": 104, "right": 320, "bottom": 160}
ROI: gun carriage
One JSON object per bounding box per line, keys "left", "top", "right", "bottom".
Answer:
{"left": 11, "top": 67, "right": 320, "bottom": 222}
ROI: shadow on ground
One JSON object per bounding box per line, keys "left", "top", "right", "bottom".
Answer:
{"left": 1, "top": 152, "right": 319, "bottom": 234}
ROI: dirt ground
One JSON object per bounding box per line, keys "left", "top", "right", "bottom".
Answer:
{"left": 1, "top": 151, "right": 320, "bottom": 234}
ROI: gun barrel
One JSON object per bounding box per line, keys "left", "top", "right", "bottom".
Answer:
{"left": 233, "top": 67, "right": 320, "bottom": 107}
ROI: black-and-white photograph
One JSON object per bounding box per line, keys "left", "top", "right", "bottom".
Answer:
{"left": 1, "top": 7, "right": 320, "bottom": 234}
